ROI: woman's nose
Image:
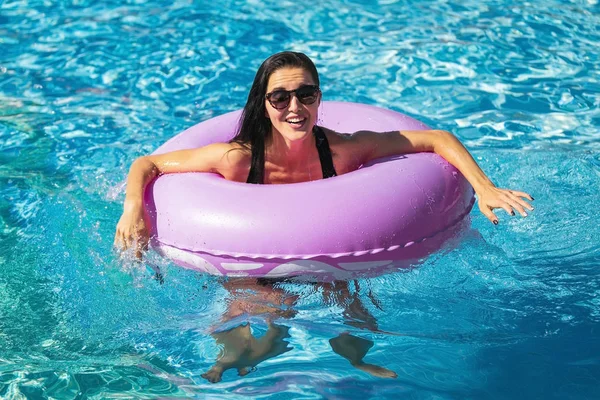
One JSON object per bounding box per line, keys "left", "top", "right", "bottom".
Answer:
{"left": 287, "top": 94, "right": 302, "bottom": 112}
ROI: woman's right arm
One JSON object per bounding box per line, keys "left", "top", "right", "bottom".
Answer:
{"left": 113, "top": 143, "right": 238, "bottom": 255}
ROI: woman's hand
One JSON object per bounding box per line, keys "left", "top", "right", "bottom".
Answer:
{"left": 114, "top": 202, "right": 150, "bottom": 258}
{"left": 476, "top": 185, "right": 534, "bottom": 225}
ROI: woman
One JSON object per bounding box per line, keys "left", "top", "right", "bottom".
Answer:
{"left": 114, "top": 51, "right": 534, "bottom": 381}
{"left": 114, "top": 51, "right": 533, "bottom": 251}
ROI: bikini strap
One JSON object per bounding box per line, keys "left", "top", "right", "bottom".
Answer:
{"left": 314, "top": 126, "right": 338, "bottom": 179}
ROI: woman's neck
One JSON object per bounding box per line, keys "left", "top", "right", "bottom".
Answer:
{"left": 266, "top": 127, "right": 317, "bottom": 172}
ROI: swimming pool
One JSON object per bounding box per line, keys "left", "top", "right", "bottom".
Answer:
{"left": 1, "top": 0, "right": 599, "bottom": 398}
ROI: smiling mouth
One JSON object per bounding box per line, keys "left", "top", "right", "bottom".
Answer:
{"left": 286, "top": 117, "right": 307, "bottom": 127}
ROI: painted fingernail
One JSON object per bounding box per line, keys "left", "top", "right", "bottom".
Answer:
{"left": 531, "top": 197, "right": 535, "bottom": 200}
{"left": 493, "top": 220, "right": 498, "bottom": 225}
{"left": 511, "top": 211, "right": 515, "bottom": 216}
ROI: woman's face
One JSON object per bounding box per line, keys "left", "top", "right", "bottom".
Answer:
{"left": 265, "top": 67, "right": 320, "bottom": 145}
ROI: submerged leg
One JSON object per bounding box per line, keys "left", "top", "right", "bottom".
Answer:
{"left": 329, "top": 333, "right": 397, "bottom": 379}
{"left": 201, "top": 323, "right": 253, "bottom": 383}
{"left": 202, "top": 278, "right": 297, "bottom": 383}
{"left": 344, "top": 295, "right": 379, "bottom": 332}
{"left": 201, "top": 322, "right": 292, "bottom": 383}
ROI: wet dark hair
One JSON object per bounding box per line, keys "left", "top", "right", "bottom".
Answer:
{"left": 230, "top": 51, "right": 320, "bottom": 184}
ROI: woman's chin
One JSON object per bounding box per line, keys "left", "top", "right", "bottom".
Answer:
{"left": 275, "top": 126, "right": 313, "bottom": 142}
{"left": 286, "top": 130, "right": 312, "bottom": 143}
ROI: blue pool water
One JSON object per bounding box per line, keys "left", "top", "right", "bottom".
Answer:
{"left": 1, "top": 0, "right": 600, "bottom": 398}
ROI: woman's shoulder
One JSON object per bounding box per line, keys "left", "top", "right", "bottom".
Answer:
{"left": 321, "top": 127, "right": 376, "bottom": 152}
{"left": 320, "top": 127, "right": 373, "bottom": 171}
{"left": 196, "top": 141, "right": 249, "bottom": 161}
{"left": 321, "top": 126, "right": 372, "bottom": 144}
{"left": 211, "top": 142, "right": 251, "bottom": 181}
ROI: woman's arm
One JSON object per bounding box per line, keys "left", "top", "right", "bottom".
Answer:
{"left": 356, "top": 129, "right": 534, "bottom": 224}
{"left": 114, "top": 143, "right": 240, "bottom": 255}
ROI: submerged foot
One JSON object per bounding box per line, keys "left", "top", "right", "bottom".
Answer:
{"left": 353, "top": 362, "right": 398, "bottom": 378}
{"left": 201, "top": 366, "right": 224, "bottom": 383}
{"left": 329, "top": 333, "right": 397, "bottom": 379}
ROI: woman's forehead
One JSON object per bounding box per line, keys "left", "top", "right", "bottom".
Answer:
{"left": 267, "top": 67, "right": 315, "bottom": 91}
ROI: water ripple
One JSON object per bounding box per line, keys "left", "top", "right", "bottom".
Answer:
{"left": 1, "top": 0, "right": 600, "bottom": 398}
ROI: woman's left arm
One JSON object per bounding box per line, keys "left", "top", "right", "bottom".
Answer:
{"left": 357, "top": 129, "right": 534, "bottom": 224}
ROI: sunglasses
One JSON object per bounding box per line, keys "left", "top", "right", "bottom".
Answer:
{"left": 265, "top": 85, "right": 320, "bottom": 110}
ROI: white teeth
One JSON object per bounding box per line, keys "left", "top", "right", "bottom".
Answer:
{"left": 287, "top": 118, "right": 305, "bottom": 123}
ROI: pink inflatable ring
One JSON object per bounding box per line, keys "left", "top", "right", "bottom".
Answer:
{"left": 145, "top": 102, "right": 474, "bottom": 279}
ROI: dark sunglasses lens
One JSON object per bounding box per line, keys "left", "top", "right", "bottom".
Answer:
{"left": 297, "top": 87, "right": 318, "bottom": 104}
{"left": 270, "top": 91, "right": 291, "bottom": 108}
